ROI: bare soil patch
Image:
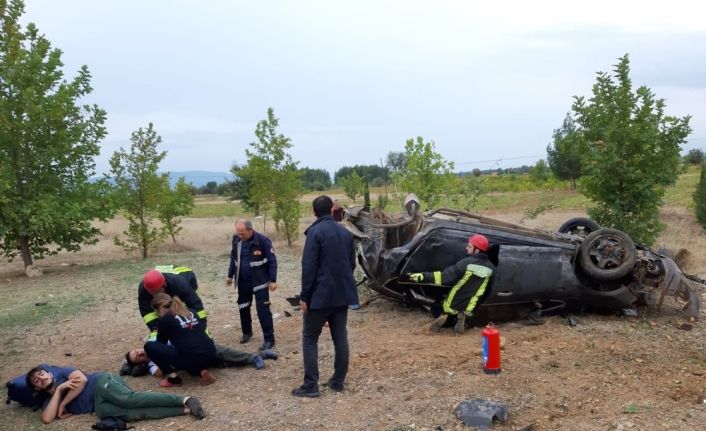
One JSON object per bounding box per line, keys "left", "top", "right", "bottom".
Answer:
{"left": 2, "top": 207, "right": 706, "bottom": 430}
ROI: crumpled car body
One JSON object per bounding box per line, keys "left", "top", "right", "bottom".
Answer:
{"left": 344, "top": 195, "right": 700, "bottom": 322}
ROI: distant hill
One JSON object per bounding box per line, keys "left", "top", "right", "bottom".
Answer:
{"left": 167, "top": 171, "right": 234, "bottom": 188}
{"left": 96, "top": 171, "right": 235, "bottom": 188}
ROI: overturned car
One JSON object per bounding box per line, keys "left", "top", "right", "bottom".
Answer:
{"left": 343, "top": 195, "right": 700, "bottom": 323}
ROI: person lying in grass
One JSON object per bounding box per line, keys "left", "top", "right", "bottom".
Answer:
{"left": 26, "top": 365, "right": 206, "bottom": 424}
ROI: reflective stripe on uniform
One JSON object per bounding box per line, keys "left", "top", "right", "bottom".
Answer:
{"left": 147, "top": 331, "right": 158, "bottom": 342}
{"left": 154, "top": 265, "right": 192, "bottom": 274}
{"left": 238, "top": 302, "right": 251, "bottom": 309}
{"left": 143, "top": 311, "right": 159, "bottom": 324}
{"left": 253, "top": 282, "right": 269, "bottom": 292}
{"left": 433, "top": 271, "right": 442, "bottom": 285}
{"left": 443, "top": 272, "right": 473, "bottom": 315}
{"left": 466, "top": 263, "right": 493, "bottom": 278}
{"left": 197, "top": 309, "right": 207, "bottom": 319}
{"left": 250, "top": 258, "right": 268, "bottom": 267}
{"left": 464, "top": 277, "right": 490, "bottom": 316}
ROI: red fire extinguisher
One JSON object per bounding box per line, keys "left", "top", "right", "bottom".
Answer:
{"left": 482, "top": 323, "right": 501, "bottom": 374}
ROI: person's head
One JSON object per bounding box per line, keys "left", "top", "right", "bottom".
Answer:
{"left": 151, "top": 292, "right": 191, "bottom": 319}
{"left": 125, "top": 349, "right": 148, "bottom": 366}
{"left": 332, "top": 199, "right": 341, "bottom": 210}
{"left": 467, "top": 234, "right": 489, "bottom": 255}
{"left": 235, "top": 219, "right": 254, "bottom": 241}
{"left": 312, "top": 195, "right": 333, "bottom": 217}
{"left": 25, "top": 367, "right": 53, "bottom": 392}
{"left": 142, "top": 269, "right": 165, "bottom": 295}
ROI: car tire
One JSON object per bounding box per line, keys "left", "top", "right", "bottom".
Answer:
{"left": 578, "top": 228, "right": 637, "bottom": 281}
{"left": 558, "top": 217, "right": 601, "bottom": 237}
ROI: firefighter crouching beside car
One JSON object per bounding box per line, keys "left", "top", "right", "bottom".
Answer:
{"left": 404, "top": 234, "right": 495, "bottom": 334}
{"left": 138, "top": 265, "right": 207, "bottom": 340}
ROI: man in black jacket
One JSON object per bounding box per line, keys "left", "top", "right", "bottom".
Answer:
{"left": 292, "top": 195, "right": 358, "bottom": 398}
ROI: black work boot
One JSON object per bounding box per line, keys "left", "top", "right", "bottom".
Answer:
{"left": 291, "top": 384, "right": 320, "bottom": 398}
{"left": 239, "top": 333, "right": 252, "bottom": 344}
{"left": 454, "top": 312, "right": 466, "bottom": 334}
{"left": 430, "top": 315, "right": 448, "bottom": 333}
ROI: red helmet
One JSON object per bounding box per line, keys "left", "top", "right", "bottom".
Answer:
{"left": 143, "top": 270, "right": 165, "bottom": 294}
{"left": 468, "top": 234, "right": 489, "bottom": 252}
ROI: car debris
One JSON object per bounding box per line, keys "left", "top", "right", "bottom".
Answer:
{"left": 454, "top": 398, "right": 508, "bottom": 429}
{"left": 343, "top": 194, "right": 702, "bottom": 324}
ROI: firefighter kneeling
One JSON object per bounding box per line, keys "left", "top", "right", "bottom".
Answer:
{"left": 403, "top": 234, "right": 495, "bottom": 334}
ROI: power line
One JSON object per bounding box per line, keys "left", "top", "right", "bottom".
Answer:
{"left": 455, "top": 154, "right": 546, "bottom": 166}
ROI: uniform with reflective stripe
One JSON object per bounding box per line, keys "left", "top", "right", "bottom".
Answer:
{"left": 138, "top": 271, "right": 207, "bottom": 333}
{"left": 421, "top": 252, "right": 495, "bottom": 317}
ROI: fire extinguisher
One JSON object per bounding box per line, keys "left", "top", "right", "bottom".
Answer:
{"left": 481, "top": 323, "right": 501, "bottom": 374}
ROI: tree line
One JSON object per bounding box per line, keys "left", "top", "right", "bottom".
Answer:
{"left": 1, "top": 1, "right": 703, "bottom": 274}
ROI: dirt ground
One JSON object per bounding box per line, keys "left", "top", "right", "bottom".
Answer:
{"left": 2, "top": 208, "right": 706, "bottom": 430}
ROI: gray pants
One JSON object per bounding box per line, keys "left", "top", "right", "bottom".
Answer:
{"left": 214, "top": 343, "right": 253, "bottom": 367}
{"left": 302, "top": 306, "right": 349, "bottom": 388}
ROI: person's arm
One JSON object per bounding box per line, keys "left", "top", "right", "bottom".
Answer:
{"left": 263, "top": 236, "right": 278, "bottom": 291}
{"left": 40, "top": 372, "right": 85, "bottom": 424}
{"left": 300, "top": 231, "right": 320, "bottom": 307}
{"left": 138, "top": 285, "right": 159, "bottom": 335}
{"left": 227, "top": 236, "right": 237, "bottom": 285}
{"left": 56, "top": 370, "right": 87, "bottom": 419}
{"left": 156, "top": 317, "right": 171, "bottom": 344}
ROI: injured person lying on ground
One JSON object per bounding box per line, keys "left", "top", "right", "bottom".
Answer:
{"left": 25, "top": 365, "right": 206, "bottom": 424}
{"left": 121, "top": 344, "right": 279, "bottom": 377}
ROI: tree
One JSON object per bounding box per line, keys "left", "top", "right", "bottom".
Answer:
{"left": 109, "top": 123, "right": 166, "bottom": 258}
{"left": 452, "top": 175, "right": 486, "bottom": 212}
{"left": 385, "top": 151, "right": 407, "bottom": 174}
{"left": 471, "top": 168, "right": 482, "bottom": 177}
{"left": 528, "top": 159, "right": 550, "bottom": 184}
{"left": 684, "top": 149, "right": 705, "bottom": 166}
{"left": 693, "top": 163, "right": 706, "bottom": 229}
{"left": 547, "top": 113, "right": 584, "bottom": 190}
{"left": 156, "top": 176, "right": 194, "bottom": 243}
{"left": 0, "top": 0, "right": 115, "bottom": 271}
{"left": 572, "top": 54, "right": 692, "bottom": 244}
{"left": 299, "top": 167, "right": 332, "bottom": 191}
{"left": 398, "top": 136, "right": 455, "bottom": 208}
{"left": 239, "top": 108, "right": 302, "bottom": 244}
{"left": 339, "top": 171, "right": 365, "bottom": 203}
{"left": 334, "top": 164, "right": 388, "bottom": 184}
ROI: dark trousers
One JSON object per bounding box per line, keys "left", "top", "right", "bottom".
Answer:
{"left": 302, "top": 306, "right": 349, "bottom": 388}
{"left": 94, "top": 373, "right": 185, "bottom": 420}
{"left": 213, "top": 343, "right": 253, "bottom": 367}
{"left": 144, "top": 342, "right": 216, "bottom": 376}
{"left": 237, "top": 283, "right": 274, "bottom": 343}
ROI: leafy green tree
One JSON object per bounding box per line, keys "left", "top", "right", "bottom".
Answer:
{"left": 334, "top": 164, "right": 387, "bottom": 184}
{"left": 339, "top": 171, "right": 365, "bottom": 203}
{"left": 398, "top": 136, "right": 455, "bottom": 208}
{"left": 547, "top": 113, "right": 583, "bottom": 190}
{"left": 156, "top": 176, "right": 194, "bottom": 243}
{"left": 693, "top": 163, "right": 706, "bottom": 229}
{"left": 239, "top": 108, "right": 302, "bottom": 243}
{"left": 109, "top": 123, "right": 166, "bottom": 258}
{"left": 227, "top": 163, "right": 258, "bottom": 212}
{"left": 0, "top": 0, "right": 115, "bottom": 270}
{"left": 683, "top": 149, "right": 705, "bottom": 166}
{"left": 572, "top": 55, "right": 692, "bottom": 244}
{"left": 529, "top": 159, "right": 550, "bottom": 184}
{"left": 452, "top": 175, "right": 486, "bottom": 212}
{"left": 299, "top": 167, "right": 332, "bottom": 191}
{"left": 385, "top": 151, "right": 407, "bottom": 174}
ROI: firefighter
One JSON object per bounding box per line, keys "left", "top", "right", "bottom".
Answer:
{"left": 403, "top": 234, "right": 495, "bottom": 334}
{"left": 138, "top": 265, "right": 207, "bottom": 340}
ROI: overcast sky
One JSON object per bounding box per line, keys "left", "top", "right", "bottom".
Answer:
{"left": 21, "top": 0, "right": 706, "bottom": 175}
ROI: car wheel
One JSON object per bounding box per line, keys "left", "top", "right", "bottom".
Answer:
{"left": 558, "top": 217, "right": 601, "bottom": 237}
{"left": 578, "top": 228, "right": 637, "bottom": 281}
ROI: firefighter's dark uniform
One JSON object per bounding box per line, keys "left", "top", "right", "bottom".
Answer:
{"left": 228, "top": 231, "right": 277, "bottom": 344}
{"left": 420, "top": 252, "right": 495, "bottom": 317}
{"left": 137, "top": 266, "right": 207, "bottom": 339}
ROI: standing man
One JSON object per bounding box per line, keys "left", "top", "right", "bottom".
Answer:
{"left": 403, "top": 234, "right": 495, "bottom": 334}
{"left": 138, "top": 266, "right": 207, "bottom": 340}
{"left": 292, "top": 195, "right": 358, "bottom": 398}
{"left": 227, "top": 219, "right": 278, "bottom": 350}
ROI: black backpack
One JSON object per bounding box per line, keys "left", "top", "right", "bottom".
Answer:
{"left": 91, "top": 417, "right": 134, "bottom": 431}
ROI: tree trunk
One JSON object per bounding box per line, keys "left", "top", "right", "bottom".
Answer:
{"left": 571, "top": 178, "right": 576, "bottom": 191}
{"left": 142, "top": 243, "right": 148, "bottom": 259}
{"left": 171, "top": 232, "right": 176, "bottom": 243}
{"left": 19, "top": 235, "right": 33, "bottom": 267}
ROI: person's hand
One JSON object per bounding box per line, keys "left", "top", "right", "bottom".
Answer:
{"left": 226, "top": 277, "right": 233, "bottom": 287}
{"left": 57, "top": 403, "right": 72, "bottom": 419}
{"left": 405, "top": 273, "right": 424, "bottom": 283}
{"left": 268, "top": 282, "right": 278, "bottom": 292}
{"left": 299, "top": 301, "right": 308, "bottom": 313}
{"left": 58, "top": 377, "right": 79, "bottom": 392}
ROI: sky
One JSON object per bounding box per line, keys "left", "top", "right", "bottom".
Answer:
{"left": 19, "top": 0, "right": 706, "bottom": 175}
